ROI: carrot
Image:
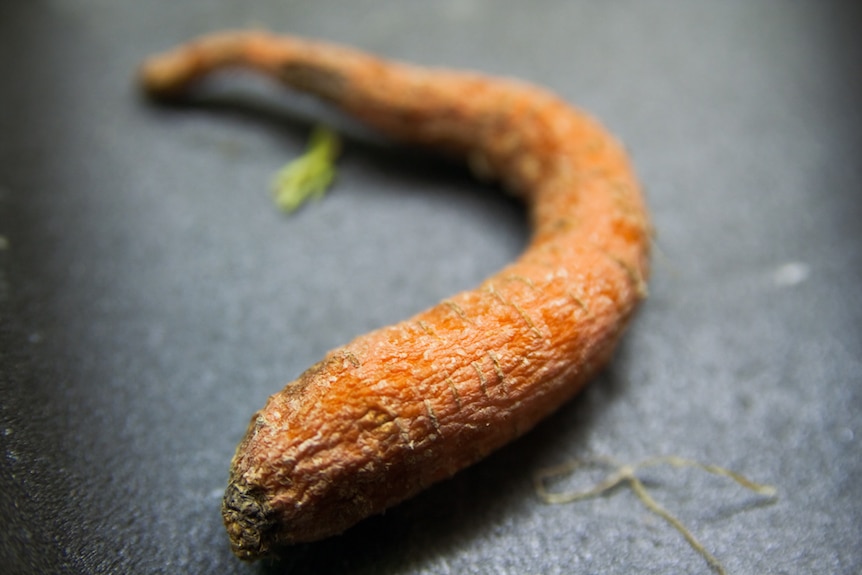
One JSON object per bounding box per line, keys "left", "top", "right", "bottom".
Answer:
{"left": 139, "top": 30, "right": 652, "bottom": 560}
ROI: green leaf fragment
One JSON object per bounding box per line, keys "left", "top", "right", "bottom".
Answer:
{"left": 271, "top": 126, "right": 341, "bottom": 213}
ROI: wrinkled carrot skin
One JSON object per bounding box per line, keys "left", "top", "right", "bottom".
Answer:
{"left": 140, "top": 31, "right": 651, "bottom": 560}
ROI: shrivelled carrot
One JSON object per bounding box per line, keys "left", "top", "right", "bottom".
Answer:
{"left": 139, "top": 30, "right": 651, "bottom": 560}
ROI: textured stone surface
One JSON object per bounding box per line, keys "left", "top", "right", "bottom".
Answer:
{"left": 1, "top": 2, "right": 860, "bottom": 574}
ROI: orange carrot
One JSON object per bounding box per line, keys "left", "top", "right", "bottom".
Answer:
{"left": 139, "top": 30, "right": 651, "bottom": 560}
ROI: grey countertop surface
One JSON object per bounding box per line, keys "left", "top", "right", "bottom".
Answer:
{"left": 2, "top": 2, "right": 860, "bottom": 574}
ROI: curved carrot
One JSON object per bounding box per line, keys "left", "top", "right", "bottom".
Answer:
{"left": 140, "top": 30, "right": 651, "bottom": 560}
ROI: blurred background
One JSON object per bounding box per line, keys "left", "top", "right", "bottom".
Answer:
{"left": 1, "top": 2, "right": 860, "bottom": 574}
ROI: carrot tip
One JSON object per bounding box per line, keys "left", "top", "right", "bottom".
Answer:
{"left": 138, "top": 53, "right": 191, "bottom": 98}
{"left": 222, "top": 479, "right": 277, "bottom": 560}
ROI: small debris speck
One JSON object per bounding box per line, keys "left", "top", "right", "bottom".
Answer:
{"left": 773, "top": 262, "right": 810, "bottom": 287}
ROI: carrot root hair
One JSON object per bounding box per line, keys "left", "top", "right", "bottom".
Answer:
{"left": 534, "top": 455, "right": 778, "bottom": 575}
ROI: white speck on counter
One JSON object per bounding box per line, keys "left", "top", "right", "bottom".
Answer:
{"left": 773, "top": 262, "right": 810, "bottom": 287}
